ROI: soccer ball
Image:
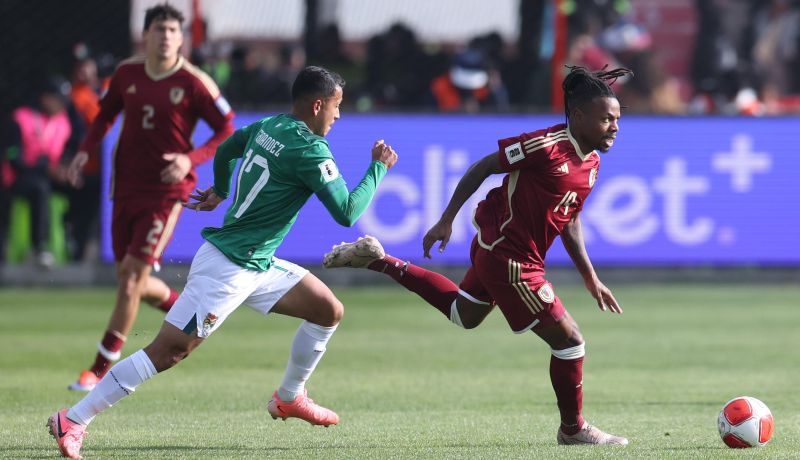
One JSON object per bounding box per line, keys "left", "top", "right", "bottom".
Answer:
{"left": 717, "top": 396, "right": 774, "bottom": 448}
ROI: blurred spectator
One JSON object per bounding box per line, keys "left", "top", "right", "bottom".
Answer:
{"left": 365, "top": 23, "right": 433, "bottom": 108}
{"left": 226, "top": 45, "right": 272, "bottom": 109}
{"left": 430, "top": 49, "right": 509, "bottom": 113}
{"left": 313, "top": 24, "right": 362, "bottom": 99}
{"left": 752, "top": 0, "right": 800, "bottom": 98}
{"left": 0, "top": 136, "right": 7, "bottom": 263}
{"left": 191, "top": 41, "right": 233, "bottom": 92}
{"left": 568, "top": 27, "right": 621, "bottom": 76}
{"left": 566, "top": 9, "right": 634, "bottom": 88}
{"left": 264, "top": 44, "right": 306, "bottom": 104}
{"left": 1, "top": 79, "right": 75, "bottom": 268}
{"left": 685, "top": 0, "right": 800, "bottom": 115}
{"left": 65, "top": 57, "right": 105, "bottom": 261}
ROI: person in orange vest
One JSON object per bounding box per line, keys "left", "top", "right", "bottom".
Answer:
{"left": 65, "top": 57, "right": 107, "bottom": 261}
{"left": 430, "top": 49, "right": 508, "bottom": 113}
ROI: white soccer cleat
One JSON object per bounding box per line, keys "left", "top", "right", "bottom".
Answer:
{"left": 323, "top": 235, "right": 385, "bottom": 269}
{"left": 557, "top": 422, "right": 628, "bottom": 445}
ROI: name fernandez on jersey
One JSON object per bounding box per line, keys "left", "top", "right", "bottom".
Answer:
{"left": 255, "top": 129, "right": 286, "bottom": 156}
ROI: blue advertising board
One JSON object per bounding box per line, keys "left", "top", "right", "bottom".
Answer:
{"left": 102, "top": 114, "right": 796, "bottom": 266}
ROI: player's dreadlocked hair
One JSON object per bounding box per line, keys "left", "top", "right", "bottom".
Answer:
{"left": 563, "top": 66, "right": 633, "bottom": 120}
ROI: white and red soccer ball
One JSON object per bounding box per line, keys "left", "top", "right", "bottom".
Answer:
{"left": 717, "top": 396, "right": 774, "bottom": 448}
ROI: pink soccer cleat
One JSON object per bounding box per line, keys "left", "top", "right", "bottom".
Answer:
{"left": 267, "top": 389, "right": 339, "bottom": 427}
{"left": 557, "top": 421, "right": 628, "bottom": 445}
{"left": 68, "top": 370, "right": 100, "bottom": 392}
{"left": 47, "top": 408, "right": 87, "bottom": 459}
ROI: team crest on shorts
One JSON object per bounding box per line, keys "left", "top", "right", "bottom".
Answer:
{"left": 537, "top": 284, "right": 555, "bottom": 304}
{"left": 202, "top": 313, "right": 218, "bottom": 333}
{"left": 170, "top": 87, "right": 185, "bottom": 105}
{"left": 589, "top": 168, "right": 597, "bottom": 187}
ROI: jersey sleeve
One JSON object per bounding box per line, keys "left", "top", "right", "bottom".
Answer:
{"left": 187, "top": 73, "right": 235, "bottom": 166}
{"left": 497, "top": 131, "right": 555, "bottom": 172}
{"left": 297, "top": 144, "right": 387, "bottom": 227}
{"left": 296, "top": 143, "right": 343, "bottom": 193}
{"left": 211, "top": 122, "right": 255, "bottom": 199}
{"left": 78, "top": 68, "right": 125, "bottom": 153}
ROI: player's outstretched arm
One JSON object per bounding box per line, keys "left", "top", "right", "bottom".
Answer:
{"left": 71, "top": 71, "right": 125, "bottom": 188}
{"left": 423, "top": 152, "right": 502, "bottom": 258}
{"left": 205, "top": 125, "right": 253, "bottom": 201}
{"left": 317, "top": 140, "right": 397, "bottom": 227}
{"left": 561, "top": 212, "right": 623, "bottom": 314}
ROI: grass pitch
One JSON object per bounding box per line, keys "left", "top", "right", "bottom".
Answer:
{"left": 1, "top": 282, "right": 798, "bottom": 459}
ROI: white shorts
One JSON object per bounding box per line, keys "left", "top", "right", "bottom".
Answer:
{"left": 165, "top": 242, "right": 308, "bottom": 338}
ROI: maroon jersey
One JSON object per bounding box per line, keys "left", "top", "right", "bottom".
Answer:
{"left": 80, "top": 56, "right": 234, "bottom": 201}
{"left": 472, "top": 123, "right": 600, "bottom": 271}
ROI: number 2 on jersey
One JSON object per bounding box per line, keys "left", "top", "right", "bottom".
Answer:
{"left": 233, "top": 149, "right": 270, "bottom": 218}
{"left": 142, "top": 104, "right": 155, "bottom": 129}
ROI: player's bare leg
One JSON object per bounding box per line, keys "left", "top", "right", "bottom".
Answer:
{"left": 69, "top": 255, "right": 152, "bottom": 391}
{"left": 143, "top": 321, "right": 205, "bottom": 371}
{"left": 533, "top": 311, "right": 627, "bottom": 445}
{"left": 451, "top": 295, "right": 493, "bottom": 329}
{"left": 108, "top": 255, "right": 152, "bottom": 334}
{"left": 141, "top": 275, "right": 179, "bottom": 312}
{"left": 52, "top": 323, "right": 204, "bottom": 458}
{"left": 267, "top": 273, "right": 341, "bottom": 426}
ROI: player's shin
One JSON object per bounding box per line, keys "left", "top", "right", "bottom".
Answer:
{"left": 368, "top": 255, "right": 459, "bottom": 319}
{"left": 67, "top": 349, "right": 157, "bottom": 426}
{"left": 277, "top": 321, "right": 337, "bottom": 402}
{"left": 549, "top": 343, "right": 586, "bottom": 435}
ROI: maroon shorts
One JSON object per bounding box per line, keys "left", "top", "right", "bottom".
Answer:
{"left": 459, "top": 237, "right": 566, "bottom": 333}
{"left": 111, "top": 199, "right": 183, "bottom": 265}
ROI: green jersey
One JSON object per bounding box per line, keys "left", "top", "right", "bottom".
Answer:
{"left": 202, "top": 114, "right": 387, "bottom": 271}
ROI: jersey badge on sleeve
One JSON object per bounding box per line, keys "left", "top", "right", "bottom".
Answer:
{"left": 170, "top": 87, "right": 185, "bottom": 105}
{"left": 318, "top": 159, "right": 340, "bottom": 183}
{"left": 505, "top": 142, "right": 525, "bottom": 164}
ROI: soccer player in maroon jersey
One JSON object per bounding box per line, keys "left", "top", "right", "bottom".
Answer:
{"left": 325, "top": 66, "right": 632, "bottom": 445}
{"left": 65, "top": 3, "right": 234, "bottom": 392}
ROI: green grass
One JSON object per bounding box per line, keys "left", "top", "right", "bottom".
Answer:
{"left": 1, "top": 283, "right": 799, "bottom": 459}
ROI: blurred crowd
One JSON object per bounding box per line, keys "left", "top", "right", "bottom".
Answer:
{"left": 0, "top": 46, "right": 106, "bottom": 268}
{"left": 3, "top": 0, "right": 800, "bottom": 268}
{"left": 187, "top": 0, "right": 800, "bottom": 116}
{"left": 691, "top": 0, "right": 800, "bottom": 115}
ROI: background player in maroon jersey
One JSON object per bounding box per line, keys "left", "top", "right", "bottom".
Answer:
{"left": 325, "top": 66, "right": 633, "bottom": 445}
{"left": 65, "top": 3, "right": 234, "bottom": 391}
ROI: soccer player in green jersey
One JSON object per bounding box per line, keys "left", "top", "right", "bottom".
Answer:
{"left": 47, "top": 66, "right": 398, "bottom": 459}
